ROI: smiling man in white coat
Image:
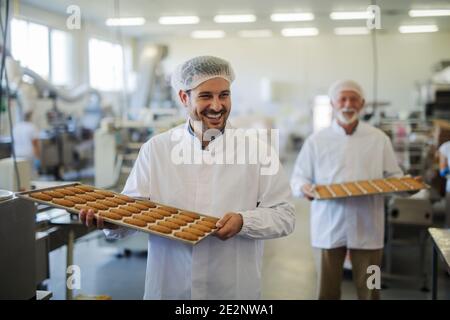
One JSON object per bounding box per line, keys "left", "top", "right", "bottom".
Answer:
{"left": 80, "top": 56, "right": 296, "bottom": 299}
{"left": 290, "top": 80, "right": 402, "bottom": 300}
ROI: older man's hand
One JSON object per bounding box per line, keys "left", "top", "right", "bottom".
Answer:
{"left": 301, "top": 183, "right": 315, "bottom": 201}
{"left": 214, "top": 212, "right": 243, "bottom": 240}
{"left": 79, "top": 209, "right": 118, "bottom": 230}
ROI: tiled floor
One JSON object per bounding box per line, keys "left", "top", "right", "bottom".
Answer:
{"left": 44, "top": 197, "right": 450, "bottom": 300}
{"left": 42, "top": 155, "right": 450, "bottom": 300}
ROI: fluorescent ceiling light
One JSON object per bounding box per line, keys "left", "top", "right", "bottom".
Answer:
{"left": 214, "top": 14, "right": 256, "bottom": 23}
{"left": 238, "top": 29, "right": 273, "bottom": 38}
{"left": 409, "top": 9, "right": 450, "bottom": 17}
{"left": 158, "top": 16, "right": 199, "bottom": 25}
{"left": 281, "top": 27, "right": 319, "bottom": 37}
{"left": 270, "top": 13, "right": 314, "bottom": 22}
{"left": 399, "top": 24, "right": 439, "bottom": 33}
{"left": 105, "top": 17, "right": 145, "bottom": 26}
{"left": 191, "top": 30, "right": 225, "bottom": 39}
{"left": 334, "top": 27, "right": 370, "bottom": 35}
{"left": 330, "top": 11, "right": 374, "bottom": 20}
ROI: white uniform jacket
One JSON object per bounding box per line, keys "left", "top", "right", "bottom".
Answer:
{"left": 105, "top": 121, "right": 296, "bottom": 299}
{"left": 290, "top": 120, "right": 402, "bottom": 249}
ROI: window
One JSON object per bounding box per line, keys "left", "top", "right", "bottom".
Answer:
{"left": 88, "top": 38, "right": 124, "bottom": 91}
{"left": 11, "top": 19, "right": 49, "bottom": 79}
{"left": 11, "top": 18, "right": 49, "bottom": 79}
{"left": 50, "top": 29, "right": 73, "bottom": 86}
{"left": 11, "top": 18, "right": 73, "bottom": 86}
{"left": 313, "top": 95, "right": 333, "bottom": 132}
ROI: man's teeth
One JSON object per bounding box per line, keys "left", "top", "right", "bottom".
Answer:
{"left": 206, "top": 113, "right": 222, "bottom": 119}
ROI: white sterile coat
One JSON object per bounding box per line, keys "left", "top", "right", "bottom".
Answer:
{"left": 290, "top": 120, "right": 402, "bottom": 249}
{"left": 105, "top": 121, "right": 296, "bottom": 299}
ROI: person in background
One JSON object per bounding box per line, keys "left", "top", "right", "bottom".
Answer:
{"left": 438, "top": 141, "right": 450, "bottom": 227}
{"left": 12, "top": 110, "right": 40, "bottom": 175}
{"left": 290, "top": 79, "right": 403, "bottom": 300}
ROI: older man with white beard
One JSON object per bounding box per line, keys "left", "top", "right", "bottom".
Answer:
{"left": 290, "top": 80, "right": 403, "bottom": 300}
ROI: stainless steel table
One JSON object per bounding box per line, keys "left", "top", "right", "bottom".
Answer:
{"left": 428, "top": 228, "right": 450, "bottom": 300}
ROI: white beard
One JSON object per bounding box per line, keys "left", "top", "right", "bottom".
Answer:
{"left": 336, "top": 108, "right": 359, "bottom": 125}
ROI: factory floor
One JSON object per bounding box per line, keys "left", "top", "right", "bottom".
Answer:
{"left": 42, "top": 153, "right": 450, "bottom": 300}
{"left": 44, "top": 196, "right": 450, "bottom": 300}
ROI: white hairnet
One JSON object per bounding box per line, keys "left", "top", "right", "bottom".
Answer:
{"left": 328, "top": 79, "right": 365, "bottom": 102}
{"left": 171, "top": 56, "right": 235, "bottom": 92}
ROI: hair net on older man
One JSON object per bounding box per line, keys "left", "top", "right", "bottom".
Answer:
{"left": 328, "top": 79, "right": 365, "bottom": 102}
{"left": 171, "top": 56, "right": 235, "bottom": 92}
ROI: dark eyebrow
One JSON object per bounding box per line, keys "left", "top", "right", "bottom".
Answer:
{"left": 197, "top": 90, "right": 230, "bottom": 95}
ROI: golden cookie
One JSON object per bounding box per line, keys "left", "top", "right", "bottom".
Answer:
{"left": 174, "top": 231, "right": 198, "bottom": 241}
{"left": 158, "top": 221, "right": 180, "bottom": 230}
{"left": 158, "top": 205, "right": 179, "bottom": 214}
{"left": 85, "top": 192, "right": 106, "bottom": 199}
{"left": 143, "top": 211, "right": 164, "bottom": 219}
{"left": 128, "top": 202, "right": 149, "bottom": 211}
{"left": 148, "top": 225, "right": 172, "bottom": 234}
{"left": 197, "top": 220, "right": 217, "bottom": 229}
{"left": 76, "top": 185, "right": 96, "bottom": 192}
{"left": 98, "top": 199, "right": 119, "bottom": 207}
{"left": 202, "top": 216, "right": 220, "bottom": 224}
{"left": 30, "top": 192, "right": 52, "bottom": 201}
{"left": 94, "top": 190, "right": 116, "bottom": 197}
{"left": 150, "top": 208, "right": 172, "bottom": 217}
{"left": 110, "top": 208, "right": 132, "bottom": 217}
{"left": 120, "top": 205, "right": 141, "bottom": 214}
{"left": 54, "top": 188, "right": 76, "bottom": 196}
{"left": 75, "top": 194, "right": 97, "bottom": 202}
{"left": 136, "top": 200, "right": 156, "bottom": 208}
{"left": 115, "top": 194, "right": 135, "bottom": 202}
{"left": 86, "top": 202, "right": 109, "bottom": 210}
{"left": 99, "top": 211, "right": 122, "bottom": 220}
{"left": 52, "top": 198, "right": 75, "bottom": 207}
{"left": 43, "top": 190, "right": 65, "bottom": 198}
{"left": 108, "top": 197, "right": 127, "bottom": 205}
{"left": 166, "top": 217, "right": 187, "bottom": 226}
{"left": 65, "top": 187, "right": 86, "bottom": 194}
{"left": 174, "top": 214, "right": 194, "bottom": 223}
{"left": 183, "top": 227, "right": 205, "bottom": 237}
{"left": 75, "top": 204, "right": 98, "bottom": 213}
{"left": 123, "top": 218, "right": 147, "bottom": 227}
{"left": 133, "top": 214, "right": 156, "bottom": 223}
{"left": 191, "top": 224, "right": 211, "bottom": 233}
{"left": 179, "top": 211, "right": 200, "bottom": 219}
{"left": 64, "top": 196, "right": 87, "bottom": 204}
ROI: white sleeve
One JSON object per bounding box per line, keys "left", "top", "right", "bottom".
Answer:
{"left": 104, "top": 140, "right": 152, "bottom": 240}
{"left": 290, "top": 138, "right": 314, "bottom": 198}
{"left": 121, "top": 140, "right": 152, "bottom": 197}
{"left": 238, "top": 161, "right": 296, "bottom": 240}
{"left": 439, "top": 141, "right": 450, "bottom": 158}
{"left": 382, "top": 134, "right": 403, "bottom": 178}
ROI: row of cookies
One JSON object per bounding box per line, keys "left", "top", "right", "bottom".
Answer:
{"left": 315, "top": 177, "right": 426, "bottom": 199}
{"left": 102, "top": 207, "right": 219, "bottom": 242}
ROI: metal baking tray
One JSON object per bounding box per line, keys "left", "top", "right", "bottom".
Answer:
{"left": 314, "top": 176, "right": 429, "bottom": 200}
{"left": 16, "top": 183, "right": 218, "bottom": 245}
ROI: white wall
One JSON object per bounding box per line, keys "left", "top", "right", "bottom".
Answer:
{"left": 158, "top": 32, "right": 450, "bottom": 118}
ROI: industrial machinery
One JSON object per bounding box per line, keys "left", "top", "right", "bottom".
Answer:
{"left": 0, "top": 196, "right": 37, "bottom": 299}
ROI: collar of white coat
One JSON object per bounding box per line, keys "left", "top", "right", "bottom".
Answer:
{"left": 331, "top": 118, "right": 362, "bottom": 136}
{"left": 183, "top": 119, "right": 233, "bottom": 151}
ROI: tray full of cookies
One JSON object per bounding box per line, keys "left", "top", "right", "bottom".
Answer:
{"left": 314, "top": 176, "right": 429, "bottom": 200}
{"left": 16, "top": 183, "right": 219, "bottom": 245}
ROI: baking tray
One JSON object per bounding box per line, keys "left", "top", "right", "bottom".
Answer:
{"left": 16, "top": 183, "right": 218, "bottom": 245}
{"left": 314, "top": 176, "right": 429, "bottom": 200}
